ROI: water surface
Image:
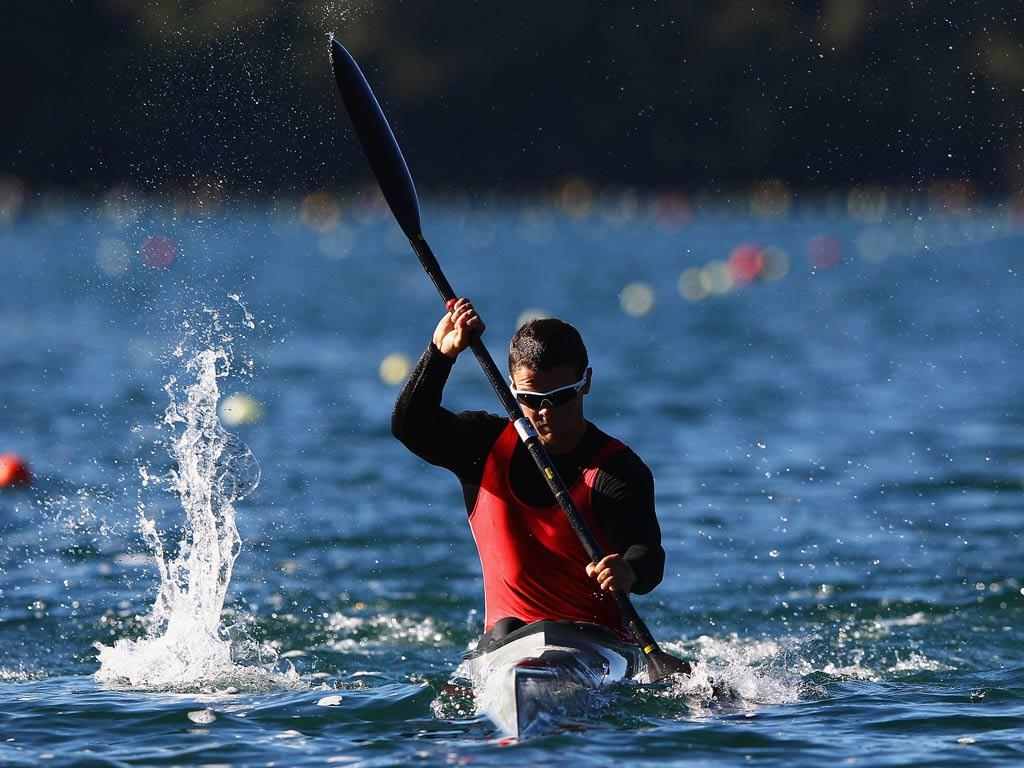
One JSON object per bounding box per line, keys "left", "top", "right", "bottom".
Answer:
{"left": 1, "top": 200, "right": 1022, "bottom": 765}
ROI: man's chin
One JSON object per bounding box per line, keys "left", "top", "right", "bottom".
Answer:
{"left": 537, "top": 433, "right": 571, "bottom": 453}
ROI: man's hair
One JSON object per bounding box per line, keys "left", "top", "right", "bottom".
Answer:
{"left": 508, "top": 318, "right": 589, "bottom": 376}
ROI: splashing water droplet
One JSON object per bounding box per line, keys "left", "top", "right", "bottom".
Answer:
{"left": 227, "top": 293, "right": 256, "bottom": 330}
{"left": 94, "top": 315, "right": 287, "bottom": 693}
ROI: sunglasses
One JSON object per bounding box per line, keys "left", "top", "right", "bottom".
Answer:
{"left": 509, "top": 372, "right": 588, "bottom": 410}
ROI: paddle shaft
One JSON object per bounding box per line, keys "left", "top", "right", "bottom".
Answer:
{"left": 328, "top": 37, "right": 688, "bottom": 678}
{"left": 409, "top": 235, "right": 662, "bottom": 655}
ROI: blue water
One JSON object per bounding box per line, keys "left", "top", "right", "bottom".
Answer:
{"left": 1, "top": 197, "right": 1023, "bottom": 766}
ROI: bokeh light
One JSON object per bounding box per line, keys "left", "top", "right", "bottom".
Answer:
{"left": 601, "top": 187, "right": 640, "bottom": 227}
{"left": 678, "top": 240, "right": 791, "bottom": 301}
{"left": 300, "top": 191, "right": 342, "bottom": 233}
{"left": 557, "top": 176, "right": 595, "bottom": 219}
{"left": 759, "top": 247, "right": 790, "bottom": 281}
{"left": 806, "top": 234, "right": 842, "bottom": 269}
{"left": 928, "top": 179, "right": 978, "bottom": 215}
{"left": 701, "top": 261, "right": 736, "bottom": 296}
{"left": 728, "top": 242, "right": 765, "bottom": 284}
{"left": 173, "top": 177, "right": 224, "bottom": 216}
{"left": 652, "top": 193, "right": 693, "bottom": 231}
{"left": 979, "top": 33, "right": 1024, "bottom": 87}
{"left": 619, "top": 282, "right": 655, "bottom": 316}
{"left": 576, "top": 217, "right": 611, "bottom": 242}
{"left": 856, "top": 225, "right": 897, "bottom": 263}
{"left": 0, "top": 175, "right": 26, "bottom": 223}
{"left": 518, "top": 207, "right": 555, "bottom": 244}
{"left": 218, "top": 393, "right": 263, "bottom": 426}
{"left": 1008, "top": 196, "right": 1024, "bottom": 231}
{"left": 0, "top": 453, "right": 31, "bottom": 487}
{"left": 461, "top": 212, "right": 497, "bottom": 249}
{"left": 750, "top": 179, "right": 793, "bottom": 218}
{"left": 350, "top": 184, "right": 389, "bottom": 225}
{"left": 678, "top": 267, "right": 708, "bottom": 302}
{"left": 96, "top": 237, "right": 132, "bottom": 276}
{"left": 101, "top": 185, "right": 142, "bottom": 227}
{"left": 847, "top": 184, "right": 887, "bottom": 222}
{"left": 317, "top": 224, "right": 355, "bottom": 260}
{"left": 139, "top": 234, "right": 177, "bottom": 269}
{"left": 380, "top": 353, "right": 412, "bottom": 385}
{"left": 38, "top": 190, "right": 73, "bottom": 223}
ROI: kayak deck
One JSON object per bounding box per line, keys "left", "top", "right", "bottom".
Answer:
{"left": 462, "top": 620, "right": 644, "bottom": 737}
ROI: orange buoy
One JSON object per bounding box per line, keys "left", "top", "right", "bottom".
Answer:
{"left": 0, "top": 453, "right": 31, "bottom": 487}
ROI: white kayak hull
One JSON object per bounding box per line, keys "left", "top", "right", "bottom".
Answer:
{"left": 462, "top": 620, "right": 644, "bottom": 737}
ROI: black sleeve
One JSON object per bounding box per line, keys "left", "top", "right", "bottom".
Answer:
{"left": 592, "top": 450, "right": 665, "bottom": 595}
{"left": 391, "top": 343, "right": 504, "bottom": 482}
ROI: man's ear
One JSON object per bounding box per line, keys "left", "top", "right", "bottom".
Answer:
{"left": 582, "top": 367, "right": 593, "bottom": 395}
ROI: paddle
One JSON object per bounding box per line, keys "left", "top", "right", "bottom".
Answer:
{"left": 328, "top": 36, "right": 692, "bottom": 682}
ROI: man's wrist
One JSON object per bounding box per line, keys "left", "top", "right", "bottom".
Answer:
{"left": 429, "top": 342, "right": 458, "bottom": 363}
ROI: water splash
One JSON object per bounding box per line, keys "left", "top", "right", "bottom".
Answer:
{"left": 654, "top": 624, "right": 950, "bottom": 715}
{"left": 95, "top": 314, "right": 295, "bottom": 692}
{"left": 656, "top": 634, "right": 806, "bottom": 715}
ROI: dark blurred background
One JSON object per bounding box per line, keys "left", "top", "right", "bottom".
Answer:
{"left": 3, "top": 0, "right": 1022, "bottom": 198}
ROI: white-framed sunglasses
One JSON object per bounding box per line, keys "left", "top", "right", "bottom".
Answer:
{"left": 508, "top": 371, "right": 589, "bottom": 410}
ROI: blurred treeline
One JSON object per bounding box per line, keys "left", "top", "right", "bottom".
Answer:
{"left": 5, "top": 0, "right": 1023, "bottom": 195}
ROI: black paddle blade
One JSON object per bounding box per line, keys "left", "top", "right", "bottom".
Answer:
{"left": 329, "top": 36, "right": 422, "bottom": 240}
{"left": 646, "top": 648, "right": 693, "bottom": 682}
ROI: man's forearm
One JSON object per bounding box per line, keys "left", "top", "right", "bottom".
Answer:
{"left": 623, "top": 543, "right": 665, "bottom": 595}
{"left": 594, "top": 458, "right": 665, "bottom": 595}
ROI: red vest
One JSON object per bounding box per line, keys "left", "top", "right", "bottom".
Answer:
{"left": 469, "top": 421, "right": 626, "bottom": 632}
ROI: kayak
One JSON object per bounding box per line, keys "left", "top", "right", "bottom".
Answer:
{"left": 462, "top": 620, "right": 645, "bottom": 737}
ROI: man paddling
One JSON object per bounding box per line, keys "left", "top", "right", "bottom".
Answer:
{"left": 392, "top": 298, "right": 665, "bottom": 646}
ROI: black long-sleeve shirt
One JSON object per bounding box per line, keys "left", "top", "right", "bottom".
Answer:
{"left": 391, "top": 343, "right": 665, "bottom": 594}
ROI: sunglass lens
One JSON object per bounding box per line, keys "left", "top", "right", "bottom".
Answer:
{"left": 516, "top": 393, "right": 541, "bottom": 409}
{"left": 549, "top": 389, "right": 577, "bottom": 407}
{"left": 516, "top": 389, "right": 577, "bottom": 409}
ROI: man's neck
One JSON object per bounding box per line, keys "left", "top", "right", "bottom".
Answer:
{"left": 544, "top": 421, "right": 590, "bottom": 456}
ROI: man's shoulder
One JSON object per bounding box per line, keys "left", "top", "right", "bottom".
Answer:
{"left": 453, "top": 410, "right": 509, "bottom": 449}
{"left": 455, "top": 410, "right": 508, "bottom": 428}
{"left": 587, "top": 424, "right": 653, "bottom": 480}
{"left": 603, "top": 445, "right": 653, "bottom": 480}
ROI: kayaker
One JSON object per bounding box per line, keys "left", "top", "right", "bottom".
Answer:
{"left": 392, "top": 298, "right": 665, "bottom": 647}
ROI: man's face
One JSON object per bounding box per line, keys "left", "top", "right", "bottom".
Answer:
{"left": 510, "top": 364, "right": 590, "bottom": 454}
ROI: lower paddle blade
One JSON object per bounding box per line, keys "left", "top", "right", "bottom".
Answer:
{"left": 645, "top": 649, "right": 692, "bottom": 682}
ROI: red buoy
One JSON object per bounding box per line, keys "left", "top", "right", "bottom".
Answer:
{"left": 0, "top": 453, "right": 31, "bottom": 487}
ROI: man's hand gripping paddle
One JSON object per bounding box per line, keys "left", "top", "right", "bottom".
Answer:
{"left": 327, "top": 36, "right": 693, "bottom": 682}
